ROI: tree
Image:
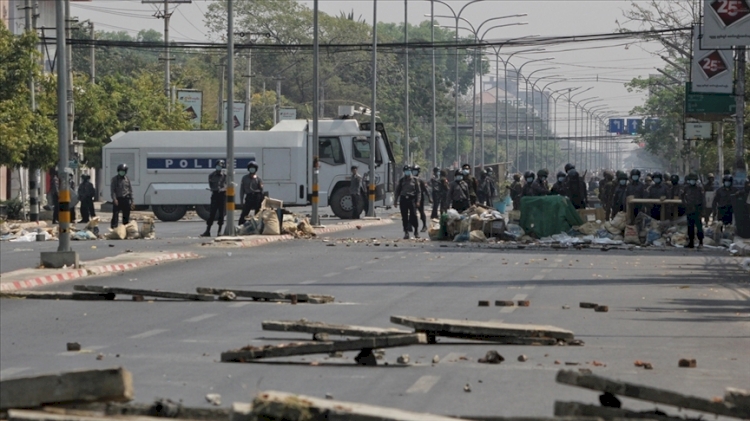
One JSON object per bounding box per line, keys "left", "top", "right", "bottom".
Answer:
{"left": 0, "top": 21, "right": 56, "bottom": 170}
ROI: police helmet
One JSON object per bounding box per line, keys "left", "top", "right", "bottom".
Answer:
{"left": 403, "top": 165, "right": 411, "bottom": 172}
{"left": 537, "top": 168, "right": 549, "bottom": 178}
{"left": 686, "top": 173, "right": 698, "bottom": 181}
{"left": 247, "top": 161, "right": 259, "bottom": 170}
{"left": 117, "top": 163, "right": 128, "bottom": 173}
{"left": 652, "top": 171, "right": 662, "bottom": 180}
{"left": 564, "top": 163, "right": 575, "bottom": 173}
{"left": 454, "top": 169, "right": 462, "bottom": 177}
{"left": 670, "top": 174, "right": 680, "bottom": 184}
{"left": 630, "top": 168, "right": 641, "bottom": 177}
{"left": 433, "top": 167, "right": 440, "bottom": 173}
{"left": 217, "top": 160, "right": 226, "bottom": 169}
{"left": 556, "top": 171, "right": 566, "bottom": 179}
{"left": 708, "top": 173, "right": 715, "bottom": 179}
{"left": 485, "top": 167, "right": 493, "bottom": 174}
{"left": 722, "top": 174, "right": 733, "bottom": 183}
{"left": 524, "top": 171, "right": 535, "bottom": 181}
{"left": 616, "top": 171, "right": 628, "bottom": 180}
{"left": 412, "top": 164, "right": 421, "bottom": 172}
{"left": 462, "top": 163, "right": 471, "bottom": 169}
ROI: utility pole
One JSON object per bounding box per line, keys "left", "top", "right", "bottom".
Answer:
{"left": 217, "top": 61, "right": 225, "bottom": 124}
{"left": 89, "top": 22, "right": 95, "bottom": 84}
{"left": 65, "top": 0, "right": 74, "bottom": 159}
{"left": 403, "top": 1, "right": 411, "bottom": 165}
{"left": 274, "top": 77, "right": 282, "bottom": 125}
{"left": 717, "top": 122, "right": 724, "bottom": 176}
{"left": 144, "top": 0, "right": 191, "bottom": 98}
{"left": 223, "top": 0, "right": 235, "bottom": 236}
{"left": 367, "top": 0, "right": 377, "bottom": 217}
{"left": 735, "top": 46, "right": 747, "bottom": 179}
{"left": 244, "top": 53, "right": 252, "bottom": 130}
{"left": 312, "top": 0, "right": 320, "bottom": 226}
{"left": 25, "top": 0, "right": 38, "bottom": 222}
{"left": 430, "top": 0, "right": 436, "bottom": 169}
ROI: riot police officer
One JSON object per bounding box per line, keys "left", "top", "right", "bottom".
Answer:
{"left": 202, "top": 160, "right": 227, "bottom": 237}
{"left": 238, "top": 161, "right": 264, "bottom": 225}
{"left": 110, "top": 163, "right": 133, "bottom": 229}
{"left": 395, "top": 165, "right": 421, "bottom": 239}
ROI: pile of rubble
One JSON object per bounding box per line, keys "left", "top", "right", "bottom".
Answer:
{"left": 236, "top": 198, "right": 316, "bottom": 239}
{"left": 0, "top": 221, "right": 55, "bottom": 242}
{"left": 0, "top": 217, "right": 157, "bottom": 242}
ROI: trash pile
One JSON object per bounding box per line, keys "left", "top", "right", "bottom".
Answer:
{"left": 102, "top": 217, "right": 156, "bottom": 241}
{"left": 0, "top": 221, "right": 55, "bottom": 242}
{"left": 236, "top": 198, "right": 316, "bottom": 239}
{"left": 428, "top": 205, "right": 507, "bottom": 243}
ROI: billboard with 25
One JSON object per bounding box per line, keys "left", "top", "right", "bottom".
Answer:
{"left": 692, "top": 25, "right": 734, "bottom": 93}
{"left": 702, "top": 0, "right": 750, "bottom": 47}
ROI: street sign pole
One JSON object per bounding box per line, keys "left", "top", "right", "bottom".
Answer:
{"left": 734, "top": 46, "right": 747, "bottom": 178}
{"left": 224, "top": 0, "right": 236, "bottom": 236}
{"left": 311, "top": 0, "right": 320, "bottom": 226}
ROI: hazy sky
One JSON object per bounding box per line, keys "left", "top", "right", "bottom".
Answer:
{"left": 69, "top": 0, "right": 671, "bottom": 123}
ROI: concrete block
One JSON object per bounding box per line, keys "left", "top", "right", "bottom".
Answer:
{"left": 40, "top": 251, "right": 79, "bottom": 269}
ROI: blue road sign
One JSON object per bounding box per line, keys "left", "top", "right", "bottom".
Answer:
{"left": 645, "top": 118, "right": 660, "bottom": 132}
{"left": 608, "top": 119, "right": 625, "bottom": 134}
{"left": 626, "top": 119, "right": 642, "bottom": 135}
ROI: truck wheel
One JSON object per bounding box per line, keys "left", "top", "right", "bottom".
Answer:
{"left": 195, "top": 205, "right": 212, "bottom": 221}
{"left": 152, "top": 205, "right": 187, "bottom": 222}
{"left": 330, "top": 188, "right": 354, "bottom": 220}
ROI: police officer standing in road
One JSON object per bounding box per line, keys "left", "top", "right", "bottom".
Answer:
{"left": 202, "top": 160, "right": 227, "bottom": 237}
{"left": 611, "top": 171, "right": 629, "bottom": 216}
{"left": 711, "top": 174, "right": 738, "bottom": 225}
{"left": 626, "top": 169, "right": 646, "bottom": 217}
{"left": 682, "top": 173, "right": 705, "bottom": 249}
{"left": 531, "top": 169, "right": 550, "bottom": 196}
{"left": 646, "top": 171, "right": 669, "bottom": 220}
{"left": 395, "top": 165, "right": 421, "bottom": 239}
{"left": 349, "top": 165, "right": 366, "bottom": 219}
{"left": 449, "top": 169, "right": 470, "bottom": 213}
{"left": 478, "top": 168, "right": 497, "bottom": 206}
{"left": 49, "top": 168, "right": 60, "bottom": 224}
{"left": 461, "top": 164, "right": 478, "bottom": 205}
{"left": 111, "top": 163, "right": 133, "bottom": 229}
{"left": 551, "top": 171, "right": 568, "bottom": 196}
{"left": 239, "top": 161, "right": 264, "bottom": 225}
{"left": 509, "top": 173, "right": 523, "bottom": 210}
{"left": 412, "top": 165, "right": 430, "bottom": 232}
{"left": 430, "top": 167, "right": 442, "bottom": 219}
{"left": 78, "top": 174, "right": 96, "bottom": 223}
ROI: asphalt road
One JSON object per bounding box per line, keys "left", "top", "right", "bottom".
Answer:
{"left": 1, "top": 220, "right": 749, "bottom": 419}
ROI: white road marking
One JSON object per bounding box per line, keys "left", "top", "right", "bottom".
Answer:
{"left": 540, "top": 269, "right": 552, "bottom": 273}
{"left": 383, "top": 255, "right": 394, "bottom": 259}
{"left": 129, "top": 329, "right": 168, "bottom": 339}
{"left": 365, "top": 260, "right": 377, "bottom": 265}
{"left": 181, "top": 339, "right": 215, "bottom": 343}
{"left": 532, "top": 274, "right": 546, "bottom": 280}
{"left": 344, "top": 266, "right": 359, "bottom": 271}
{"left": 300, "top": 280, "right": 318, "bottom": 285}
{"left": 554, "top": 259, "right": 563, "bottom": 263}
{"left": 523, "top": 285, "right": 536, "bottom": 289}
{"left": 57, "top": 345, "right": 109, "bottom": 356}
{"left": 229, "top": 302, "right": 251, "bottom": 308}
{"left": 184, "top": 313, "right": 217, "bottom": 323}
{"left": 0, "top": 367, "right": 29, "bottom": 378}
{"left": 500, "top": 294, "right": 528, "bottom": 313}
{"left": 406, "top": 375, "right": 440, "bottom": 394}
{"left": 323, "top": 272, "right": 340, "bottom": 278}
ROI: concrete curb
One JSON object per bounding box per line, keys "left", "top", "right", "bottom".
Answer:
{"left": 234, "top": 218, "right": 394, "bottom": 248}
{"left": 0, "top": 252, "right": 199, "bottom": 292}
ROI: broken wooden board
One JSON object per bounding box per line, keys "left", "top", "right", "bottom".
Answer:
{"left": 221, "top": 334, "right": 426, "bottom": 362}
{"left": 390, "top": 316, "right": 575, "bottom": 343}
{"left": 234, "top": 391, "right": 466, "bottom": 421}
{"left": 196, "top": 287, "right": 333, "bottom": 304}
{"left": 554, "top": 401, "right": 681, "bottom": 421}
{"left": 74, "top": 286, "right": 214, "bottom": 302}
{"left": 0, "top": 368, "right": 133, "bottom": 411}
{"left": 262, "top": 320, "right": 411, "bottom": 338}
{"left": 725, "top": 388, "right": 750, "bottom": 411}
{"left": 8, "top": 410, "right": 193, "bottom": 421}
{"left": 44, "top": 401, "right": 230, "bottom": 421}
{"left": 556, "top": 370, "right": 750, "bottom": 419}
{"left": 0, "top": 291, "right": 114, "bottom": 301}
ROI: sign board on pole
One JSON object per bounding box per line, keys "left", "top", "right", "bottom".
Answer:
{"left": 176, "top": 90, "right": 203, "bottom": 129}
{"left": 626, "top": 119, "right": 642, "bottom": 135}
{"left": 608, "top": 119, "right": 625, "bottom": 134}
{"left": 684, "top": 82, "right": 736, "bottom": 120}
{"left": 222, "top": 102, "right": 246, "bottom": 131}
{"left": 684, "top": 122, "right": 713, "bottom": 139}
{"left": 279, "top": 108, "right": 297, "bottom": 121}
{"left": 645, "top": 118, "right": 661, "bottom": 132}
{"left": 702, "top": 0, "right": 750, "bottom": 47}
{"left": 692, "top": 25, "right": 734, "bottom": 93}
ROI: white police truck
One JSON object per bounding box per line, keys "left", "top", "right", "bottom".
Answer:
{"left": 102, "top": 113, "right": 396, "bottom": 222}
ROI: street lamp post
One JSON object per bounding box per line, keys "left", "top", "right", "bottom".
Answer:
{"left": 511, "top": 58, "right": 554, "bottom": 172}
{"left": 565, "top": 87, "right": 592, "bottom": 164}
{"left": 575, "top": 98, "right": 603, "bottom": 168}
{"left": 586, "top": 105, "right": 608, "bottom": 170}
{"left": 530, "top": 77, "right": 564, "bottom": 169}
{"left": 538, "top": 83, "right": 568, "bottom": 168}
{"left": 521, "top": 67, "right": 557, "bottom": 170}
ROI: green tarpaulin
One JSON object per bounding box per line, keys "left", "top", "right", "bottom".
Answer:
{"left": 519, "top": 196, "right": 584, "bottom": 238}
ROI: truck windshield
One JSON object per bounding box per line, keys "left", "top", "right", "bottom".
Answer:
{"left": 318, "top": 137, "right": 345, "bottom": 165}
{"left": 352, "top": 137, "right": 382, "bottom": 166}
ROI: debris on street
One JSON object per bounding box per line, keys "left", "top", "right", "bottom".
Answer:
{"left": 390, "top": 315, "right": 576, "bottom": 345}
{"left": 0, "top": 368, "right": 133, "bottom": 411}
{"left": 0, "top": 291, "right": 115, "bottom": 301}
{"left": 220, "top": 333, "right": 426, "bottom": 363}
{"left": 678, "top": 358, "right": 697, "bottom": 368}
{"left": 262, "top": 320, "right": 410, "bottom": 339}
{"left": 197, "top": 288, "right": 334, "bottom": 304}
{"left": 74, "top": 285, "right": 214, "bottom": 301}
{"left": 555, "top": 370, "right": 750, "bottom": 419}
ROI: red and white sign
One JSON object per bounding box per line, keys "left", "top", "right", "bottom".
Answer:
{"left": 703, "top": 0, "right": 750, "bottom": 46}
{"left": 691, "top": 25, "right": 734, "bottom": 93}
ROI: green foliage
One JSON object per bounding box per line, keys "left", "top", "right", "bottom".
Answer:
{"left": 0, "top": 198, "right": 24, "bottom": 220}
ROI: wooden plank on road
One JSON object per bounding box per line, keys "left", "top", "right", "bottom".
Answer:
{"left": 0, "top": 292, "right": 114, "bottom": 301}
{"left": 221, "top": 334, "right": 426, "bottom": 362}
{"left": 554, "top": 401, "right": 682, "bottom": 421}
{"left": 556, "top": 370, "right": 750, "bottom": 419}
{"left": 262, "top": 320, "right": 411, "bottom": 337}
{"left": 74, "top": 286, "right": 214, "bottom": 302}
{"left": 0, "top": 368, "right": 133, "bottom": 411}
{"left": 390, "top": 316, "right": 575, "bottom": 342}
{"left": 234, "top": 391, "right": 466, "bottom": 421}
{"left": 8, "top": 410, "right": 192, "bottom": 421}
{"left": 196, "top": 287, "right": 334, "bottom": 303}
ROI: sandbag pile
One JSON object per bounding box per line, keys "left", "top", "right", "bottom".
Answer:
{"left": 1, "top": 221, "right": 56, "bottom": 242}
{"left": 436, "top": 205, "right": 506, "bottom": 243}
{"left": 235, "top": 196, "right": 315, "bottom": 238}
